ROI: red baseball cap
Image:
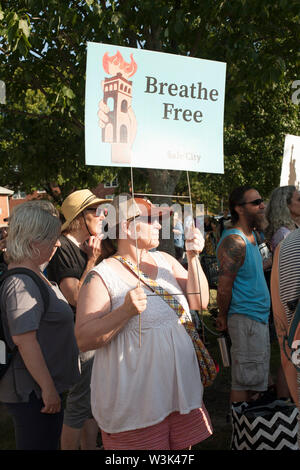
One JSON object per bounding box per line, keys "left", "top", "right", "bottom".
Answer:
{"left": 134, "top": 197, "right": 173, "bottom": 220}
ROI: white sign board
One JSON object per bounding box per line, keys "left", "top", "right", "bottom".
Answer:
{"left": 280, "top": 134, "right": 300, "bottom": 189}
{"left": 85, "top": 42, "right": 226, "bottom": 173}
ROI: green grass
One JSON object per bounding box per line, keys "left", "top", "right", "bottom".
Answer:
{"left": 0, "top": 403, "right": 15, "bottom": 450}
{"left": 193, "top": 302, "right": 233, "bottom": 450}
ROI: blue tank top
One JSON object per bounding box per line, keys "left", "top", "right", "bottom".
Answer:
{"left": 216, "top": 228, "right": 270, "bottom": 324}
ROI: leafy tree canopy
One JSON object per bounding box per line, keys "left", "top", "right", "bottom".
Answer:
{"left": 0, "top": 0, "right": 299, "bottom": 207}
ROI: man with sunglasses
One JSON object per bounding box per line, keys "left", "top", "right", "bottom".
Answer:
{"left": 47, "top": 189, "right": 108, "bottom": 450}
{"left": 216, "top": 186, "right": 271, "bottom": 404}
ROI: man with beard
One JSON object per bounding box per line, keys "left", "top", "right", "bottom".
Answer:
{"left": 216, "top": 186, "right": 271, "bottom": 403}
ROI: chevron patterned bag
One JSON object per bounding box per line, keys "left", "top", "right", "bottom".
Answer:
{"left": 231, "top": 399, "right": 299, "bottom": 450}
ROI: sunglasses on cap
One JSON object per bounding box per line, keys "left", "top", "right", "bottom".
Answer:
{"left": 239, "top": 198, "right": 264, "bottom": 206}
{"left": 136, "top": 215, "right": 162, "bottom": 224}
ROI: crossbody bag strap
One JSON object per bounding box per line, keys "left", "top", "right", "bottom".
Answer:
{"left": 0, "top": 268, "right": 50, "bottom": 352}
{"left": 1, "top": 268, "right": 50, "bottom": 311}
{"left": 0, "top": 268, "right": 51, "bottom": 388}
{"left": 113, "top": 255, "right": 188, "bottom": 321}
{"left": 112, "top": 255, "right": 217, "bottom": 387}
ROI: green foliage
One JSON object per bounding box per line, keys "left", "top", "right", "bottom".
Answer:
{"left": 0, "top": 0, "right": 299, "bottom": 207}
{"left": 175, "top": 80, "right": 300, "bottom": 213}
{"left": 223, "top": 81, "right": 300, "bottom": 201}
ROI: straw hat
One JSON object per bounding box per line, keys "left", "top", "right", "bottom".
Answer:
{"left": 61, "top": 189, "right": 109, "bottom": 231}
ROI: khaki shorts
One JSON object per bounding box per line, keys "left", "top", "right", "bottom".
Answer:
{"left": 63, "top": 350, "right": 95, "bottom": 429}
{"left": 227, "top": 314, "right": 270, "bottom": 392}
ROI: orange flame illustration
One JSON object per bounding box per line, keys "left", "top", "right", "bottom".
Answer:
{"left": 102, "top": 51, "right": 137, "bottom": 79}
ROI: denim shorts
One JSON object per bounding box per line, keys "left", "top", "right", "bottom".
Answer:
{"left": 227, "top": 314, "right": 270, "bottom": 392}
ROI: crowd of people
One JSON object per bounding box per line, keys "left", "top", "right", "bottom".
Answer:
{"left": 0, "top": 184, "right": 299, "bottom": 450}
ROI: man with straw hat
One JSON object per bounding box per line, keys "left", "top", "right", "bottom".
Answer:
{"left": 47, "top": 189, "right": 109, "bottom": 450}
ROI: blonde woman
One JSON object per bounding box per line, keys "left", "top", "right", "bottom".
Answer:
{"left": 0, "top": 201, "right": 80, "bottom": 450}
{"left": 265, "top": 185, "right": 300, "bottom": 251}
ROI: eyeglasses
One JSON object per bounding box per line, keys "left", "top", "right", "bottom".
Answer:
{"left": 86, "top": 207, "right": 108, "bottom": 216}
{"left": 239, "top": 198, "right": 264, "bottom": 206}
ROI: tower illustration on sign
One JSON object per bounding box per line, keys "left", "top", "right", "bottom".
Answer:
{"left": 98, "top": 51, "right": 138, "bottom": 164}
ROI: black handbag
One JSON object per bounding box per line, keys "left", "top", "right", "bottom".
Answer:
{"left": 200, "top": 255, "right": 219, "bottom": 289}
{"left": 231, "top": 399, "right": 299, "bottom": 450}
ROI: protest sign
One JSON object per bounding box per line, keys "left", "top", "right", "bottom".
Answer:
{"left": 280, "top": 134, "right": 300, "bottom": 189}
{"left": 85, "top": 42, "right": 226, "bottom": 173}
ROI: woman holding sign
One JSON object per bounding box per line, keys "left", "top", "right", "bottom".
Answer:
{"left": 75, "top": 194, "right": 213, "bottom": 450}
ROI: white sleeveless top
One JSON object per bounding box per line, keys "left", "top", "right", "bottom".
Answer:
{"left": 90, "top": 251, "right": 203, "bottom": 433}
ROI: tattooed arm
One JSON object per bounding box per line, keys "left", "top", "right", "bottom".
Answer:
{"left": 216, "top": 235, "right": 246, "bottom": 331}
{"left": 271, "top": 245, "right": 299, "bottom": 406}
